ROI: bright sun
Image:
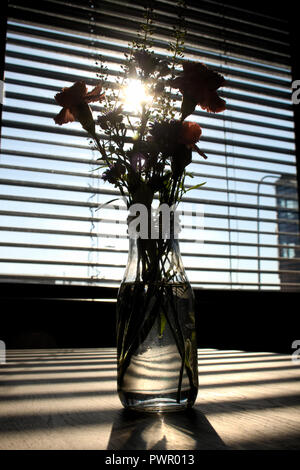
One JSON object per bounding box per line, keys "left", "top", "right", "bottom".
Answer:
{"left": 122, "top": 79, "right": 152, "bottom": 112}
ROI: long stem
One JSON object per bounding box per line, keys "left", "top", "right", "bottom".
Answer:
{"left": 93, "top": 133, "right": 108, "bottom": 162}
{"left": 169, "top": 176, "right": 179, "bottom": 206}
{"left": 165, "top": 283, "right": 195, "bottom": 401}
{"left": 160, "top": 297, "right": 185, "bottom": 403}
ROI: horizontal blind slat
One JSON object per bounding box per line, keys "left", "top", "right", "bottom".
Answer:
{"left": 6, "top": 36, "right": 292, "bottom": 90}
{"left": 5, "top": 80, "right": 295, "bottom": 121}
{"left": 1, "top": 164, "right": 298, "bottom": 201}
{"left": 2, "top": 241, "right": 300, "bottom": 263}
{"left": 1, "top": 141, "right": 297, "bottom": 172}
{"left": 7, "top": 0, "right": 291, "bottom": 65}
{"left": 7, "top": 22, "right": 292, "bottom": 78}
{"left": 1, "top": 257, "right": 300, "bottom": 276}
{"left": 0, "top": 193, "right": 297, "bottom": 226}
{"left": 3, "top": 104, "right": 296, "bottom": 144}
{"left": 2, "top": 119, "right": 295, "bottom": 155}
{"left": 5, "top": 49, "right": 293, "bottom": 105}
{"left": 1, "top": 176, "right": 299, "bottom": 213}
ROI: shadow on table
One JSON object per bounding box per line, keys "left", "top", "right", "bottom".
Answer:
{"left": 107, "top": 407, "right": 227, "bottom": 450}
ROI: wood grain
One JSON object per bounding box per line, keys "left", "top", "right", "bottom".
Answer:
{"left": 0, "top": 348, "right": 299, "bottom": 450}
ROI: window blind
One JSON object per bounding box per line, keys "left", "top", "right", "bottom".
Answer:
{"left": 1, "top": 0, "right": 299, "bottom": 290}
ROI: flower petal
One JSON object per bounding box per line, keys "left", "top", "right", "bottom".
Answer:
{"left": 55, "top": 81, "right": 87, "bottom": 108}
{"left": 85, "top": 84, "right": 105, "bottom": 103}
{"left": 180, "top": 121, "right": 202, "bottom": 145}
{"left": 74, "top": 103, "right": 95, "bottom": 133}
{"left": 54, "top": 107, "right": 76, "bottom": 125}
{"left": 172, "top": 61, "right": 226, "bottom": 115}
{"left": 201, "top": 93, "right": 226, "bottom": 113}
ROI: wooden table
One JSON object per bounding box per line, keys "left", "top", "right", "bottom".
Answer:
{"left": 0, "top": 348, "right": 300, "bottom": 450}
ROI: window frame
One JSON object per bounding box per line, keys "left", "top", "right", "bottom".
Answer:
{"left": 1, "top": 0, "right": 300, "bottom": 297}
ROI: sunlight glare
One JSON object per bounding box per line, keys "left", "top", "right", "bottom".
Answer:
{"left": 122, "top": 79, "right": 152, "bottom": 112}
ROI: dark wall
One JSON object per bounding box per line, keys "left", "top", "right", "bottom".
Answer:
{"left": 0, "top": 284, "right": 117, "bottom": 349}
{"left": 194, "top": 290, "right": 299, "bottom": 354}
{"left": 0, "top": 283, "right": 298, "bottom": 354}
{"left": 1, "top": 298, "right": 117, "bottom": 349}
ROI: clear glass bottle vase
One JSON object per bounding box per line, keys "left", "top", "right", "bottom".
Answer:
{"left": 116, "top": 225, "right": 198, "bottom": 412}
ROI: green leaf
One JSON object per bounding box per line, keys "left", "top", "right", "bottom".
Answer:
{"left": 92, "top": 164, "right": 108, "bottom": 171}
{"left": 183, "top": 182, "right": 206, "bottom": 194}
{"left": 95, "top": 198, "right": 122, "bottom": 212}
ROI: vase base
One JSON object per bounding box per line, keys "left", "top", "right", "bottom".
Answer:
{"left": 118, "top": 391, "right": 196, "bottom": 413}
{"left": 125, "top": 403, "right": 190, "bottom": 413}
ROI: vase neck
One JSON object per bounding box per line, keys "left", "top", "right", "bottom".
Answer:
{"left": 127, "top": 204, "right": 179, "bottom": 241}
{"left": 123, "top": 235, "right": 187, "bottom": 285}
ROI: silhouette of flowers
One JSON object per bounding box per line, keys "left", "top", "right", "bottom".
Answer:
{"left": 54, "top": 81, "right": 104, "bottom": 133}
{"left": 172, "top": 62, "right": 226, "bottom": 119}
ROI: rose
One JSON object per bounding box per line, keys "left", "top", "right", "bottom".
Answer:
{"left": 179, "top": 120, "right": 207, "bottom": 159}
{"left": 179, "top": 121, "right": 202, "bottom": 145}
{"left": 172, "top": 62, "right": 226, "bottom": 119}
{"left": 54, "top": 81, "right": 104, "bottom": 134}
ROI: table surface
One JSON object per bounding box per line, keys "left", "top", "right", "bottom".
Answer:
{"left": 0, "top": 348, "right": 300, "bottom": 450}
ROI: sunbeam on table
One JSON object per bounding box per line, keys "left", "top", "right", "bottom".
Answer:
{"left": 0, "top": 348, "right": 300, "bottom": 450}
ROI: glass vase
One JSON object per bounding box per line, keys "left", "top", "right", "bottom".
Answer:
{"left": 116, "top": 214, "right": 198, "bottom": 412}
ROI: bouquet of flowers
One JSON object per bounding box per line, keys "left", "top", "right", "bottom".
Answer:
{"left": 53, "top": 11, "right": 226, "bottom": 215}
{"left": 53, "top": 3, "right": 226, "bottom": 409}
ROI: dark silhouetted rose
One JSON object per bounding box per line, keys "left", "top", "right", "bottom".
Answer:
{"left": 54, "top": 81, "right": 104, "bottom": 133}
{"left": 179, "top": 121, "right": 202, "bottom": 145}
{"left": 172, "top": 62, "right": 226, "bottom": 119}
